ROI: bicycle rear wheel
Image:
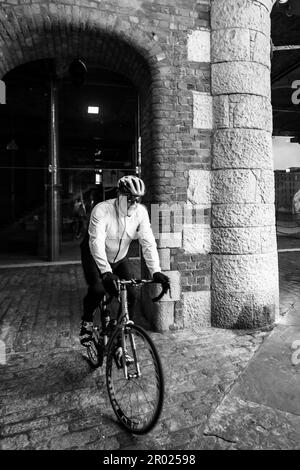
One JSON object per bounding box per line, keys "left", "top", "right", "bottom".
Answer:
{"left": 106, "top": 324, "right": 164, "bottom": 434}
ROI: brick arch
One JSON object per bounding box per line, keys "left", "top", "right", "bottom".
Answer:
{"left": 0, "top": 4, "right": 168, "bottom": 88}
{"left": 0, "top": 3, "right": 172, "bottom": 198}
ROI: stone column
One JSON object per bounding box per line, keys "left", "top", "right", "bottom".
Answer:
{"left": 211, "top": 0, "right": 279, "bottom": 328}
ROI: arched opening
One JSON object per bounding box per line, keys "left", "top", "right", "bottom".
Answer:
{"left": 271, "top": 1, "right": 300, "bottom": 246}
{"left": 271, "top": 0, "right": 300, "bottom": 322}
{"left": 0, "top": 58, "right": 141, "bottom": 265}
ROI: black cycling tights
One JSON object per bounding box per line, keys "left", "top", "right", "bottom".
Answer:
{"left": 81, "top": 255, "right": 137, "bottom": 323}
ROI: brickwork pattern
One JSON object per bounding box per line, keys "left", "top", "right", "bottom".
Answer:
{"left": 0, "top": 0, "right": 212, "bottom": 329}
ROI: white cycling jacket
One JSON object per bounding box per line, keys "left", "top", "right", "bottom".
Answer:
{"left": 88, "top": 198, "right": 161, "bottom": 276}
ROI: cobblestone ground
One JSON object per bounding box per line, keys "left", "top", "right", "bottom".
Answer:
{"left": 0, "top": 256, "right": 299, "bottom": 450}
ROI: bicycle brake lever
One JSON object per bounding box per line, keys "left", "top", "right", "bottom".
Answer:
{"left": 152, "top": 284, "right": 170, "bottom": 302}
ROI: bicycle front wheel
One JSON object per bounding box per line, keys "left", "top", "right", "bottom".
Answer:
{"left": 106, "top": 324, "right": 164, "bottom": 434}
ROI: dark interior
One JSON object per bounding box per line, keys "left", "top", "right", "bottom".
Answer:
{"left": 0, "top": 59, "right": 139, "bottom": 263}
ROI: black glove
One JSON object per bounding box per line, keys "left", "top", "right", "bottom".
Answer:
{"left": 153, "top": 272, "right": 170, "bottom": 289}
{"left": 102, "top": 272, "right": 119, "bottom": 297}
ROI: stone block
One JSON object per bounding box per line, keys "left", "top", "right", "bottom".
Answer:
{"left": 211, "top": 0, "right": 270, "bottom": 33}
{"left": 158, "top": 248, "right": 170, "bottom": 270}
{"left": 187, "top": 29, "right": 211, "bottom": 62}
{"left": 211, "top": 288, "right": 279, "bottom": 329}
{"left": 212, "top": 226, "right": 277, "bottom": 254}
{"left": 251, "top": 30, "right": 270, "bottom": 67}
{"left": 212, "top": 169, "right": 275, "bottom": 204}
{"left": 153, "top": 302, "right": 175, "bottom": 333}
{"left": 141, "top": 275, "right": 178, "bottom": 332}
{"left": 183, "top": 224, "right": 211, "bottom": 254}
{"left": 1, "top": 433, "right": 30, "bottom": 450}
{"left": 211, "top": 203, "right": 276, "bottom": 228}
{"left": 230, "top": 95, "right": 272, "bottom": 131}
{"left": 212, "top": 129, "right": 273, "bottom": 170}
{"left": 212, "top": 28, "right": 250, "bottom": 62}
{"left": 192, "top": 92, "right": 213, "bottom": 129}
{"left": 212, "top": 62, "right": 270, "bottom": 98}
{"left": 213, "top": 95, "right": 229, "bottom": 128}
{"left": 211, "top": 252, "right": 279, "bottom": 293}
{"left": 182, "top": 290, "right": 211, "bottom": 328}
{"left": 187, "top": 169, "right": 211, "bottom": 205}
{"left": 157, "top": 232, "right": 182, "bottom": 248}
{"left": 214, "top": 95, "right": 272, "bottom": 131}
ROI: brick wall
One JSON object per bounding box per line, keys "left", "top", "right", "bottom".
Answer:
{"left": 0, "top": 0, "right": 212, "bottom": 330}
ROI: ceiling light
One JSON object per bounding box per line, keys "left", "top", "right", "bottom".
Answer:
{"left": 88, "top": 106, "right": 99, "bottom": 114}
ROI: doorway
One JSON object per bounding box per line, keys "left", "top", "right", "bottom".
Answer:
{"left": 0, "top": 59, "right": 140, "bottom": 265}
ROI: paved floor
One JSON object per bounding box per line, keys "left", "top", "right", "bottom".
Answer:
{"left": 0, "top": 252, "right": 300, "bottom": 450}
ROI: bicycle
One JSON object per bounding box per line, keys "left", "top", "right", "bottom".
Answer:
{"left": 86, "top": 278, "right": 169, "bottom": 434}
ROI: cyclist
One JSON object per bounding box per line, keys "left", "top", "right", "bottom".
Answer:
{"left": 79, "top": 175, "right": 170, "bottom": 363}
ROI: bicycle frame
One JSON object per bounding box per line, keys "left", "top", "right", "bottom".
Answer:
{"left": 110, "top": 280, "right": 152, "bottom": 380}
{"left": 90, "top": 278, "right": 168, "bottom": 375}
{"left": 88, "top": 278, "right": 168, "bottom": 434}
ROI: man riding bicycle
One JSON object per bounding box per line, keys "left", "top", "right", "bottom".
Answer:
{"left": 79, "top": 175, "right": 170, "bottom": 358}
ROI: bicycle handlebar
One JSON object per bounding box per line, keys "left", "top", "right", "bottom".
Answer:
{"left": 103, "top": 279, "right": 170, "bottom": 304}
{"left": 118, "top": 279, "right": 170, "bottom": 302}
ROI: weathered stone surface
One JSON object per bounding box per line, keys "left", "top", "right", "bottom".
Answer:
{"left": 211, "top": 252, "right": 279, "bottom": 293}
{"left": 158, "top": 248, "right": 171, "bottom": 271}
{"left": 278, "top": 252, "right": 300, "bottom": 326}
{"left": 212, "top": 28, "right": 269, "bottom": 66}
{"left": 183, "top": 224, "right": 211, "bottom": 254}
{"left": 212, "top": 62, "right": 270, "bottom": 98}
{"left": 187, "top": 170, "right": 211, "bottom": 205}
{"left": 1, "top": 433, "right": 30, "bottom": 450}
{"left": 214, "top": 95, "right": 272, "bottom": 131}
{"left": 213, "top": 95, "right": 230, "bottom": 128}
{"left": 157, "top": 232, "right": 182, "bottom": 249}
{"left": 153, "top": 302, "right": 175, "bottom": 332}
{"left": 212, "top": 129, "right": 273, "bottom": 170}
{"left": 192, "top": 92, "right": 213, "bottom": 129}
{"left": 212, "top": 28, "right": 250, "bottom": 62}
{"left": 230, "top": 94, "right": 272, "bottom": 131}
{"left": 211, "top": 203, "right": 276, "bottom": 228}
{"left": 2, "top": 259, "right": 300, "bottom": 449}
{"left": 187, "top": 29, "right": 210, "bottom": 63}
{"left": 212, "top": 169, "right": 275, "bottom": 204}
{"left": 251, "top": 30, "right": 270, "bottom": 67}
{"left": 182, "top": 291, "right": 211, "bottom": 328}
{"left": 204, "top": 393, "right": 300, "bottom": 450}
{"left": 211, "top": 0, "right": 271, "bottom": 33}
{"left": 212, "top": 226, "right": 276, "bottom": 254}
{"left": 211, "top": 288, "right": 279, "bottom": 328}
{"left": 233, "top": 325, "right": 300, "bottom": 414}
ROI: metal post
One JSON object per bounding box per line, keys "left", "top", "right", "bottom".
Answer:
{"left": 48, "top": 79, "right": 61, "bottom": 261}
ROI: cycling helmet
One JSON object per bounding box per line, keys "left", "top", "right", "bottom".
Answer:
{"left": 117, "top": 175, "right": 146, "bottom": 197}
